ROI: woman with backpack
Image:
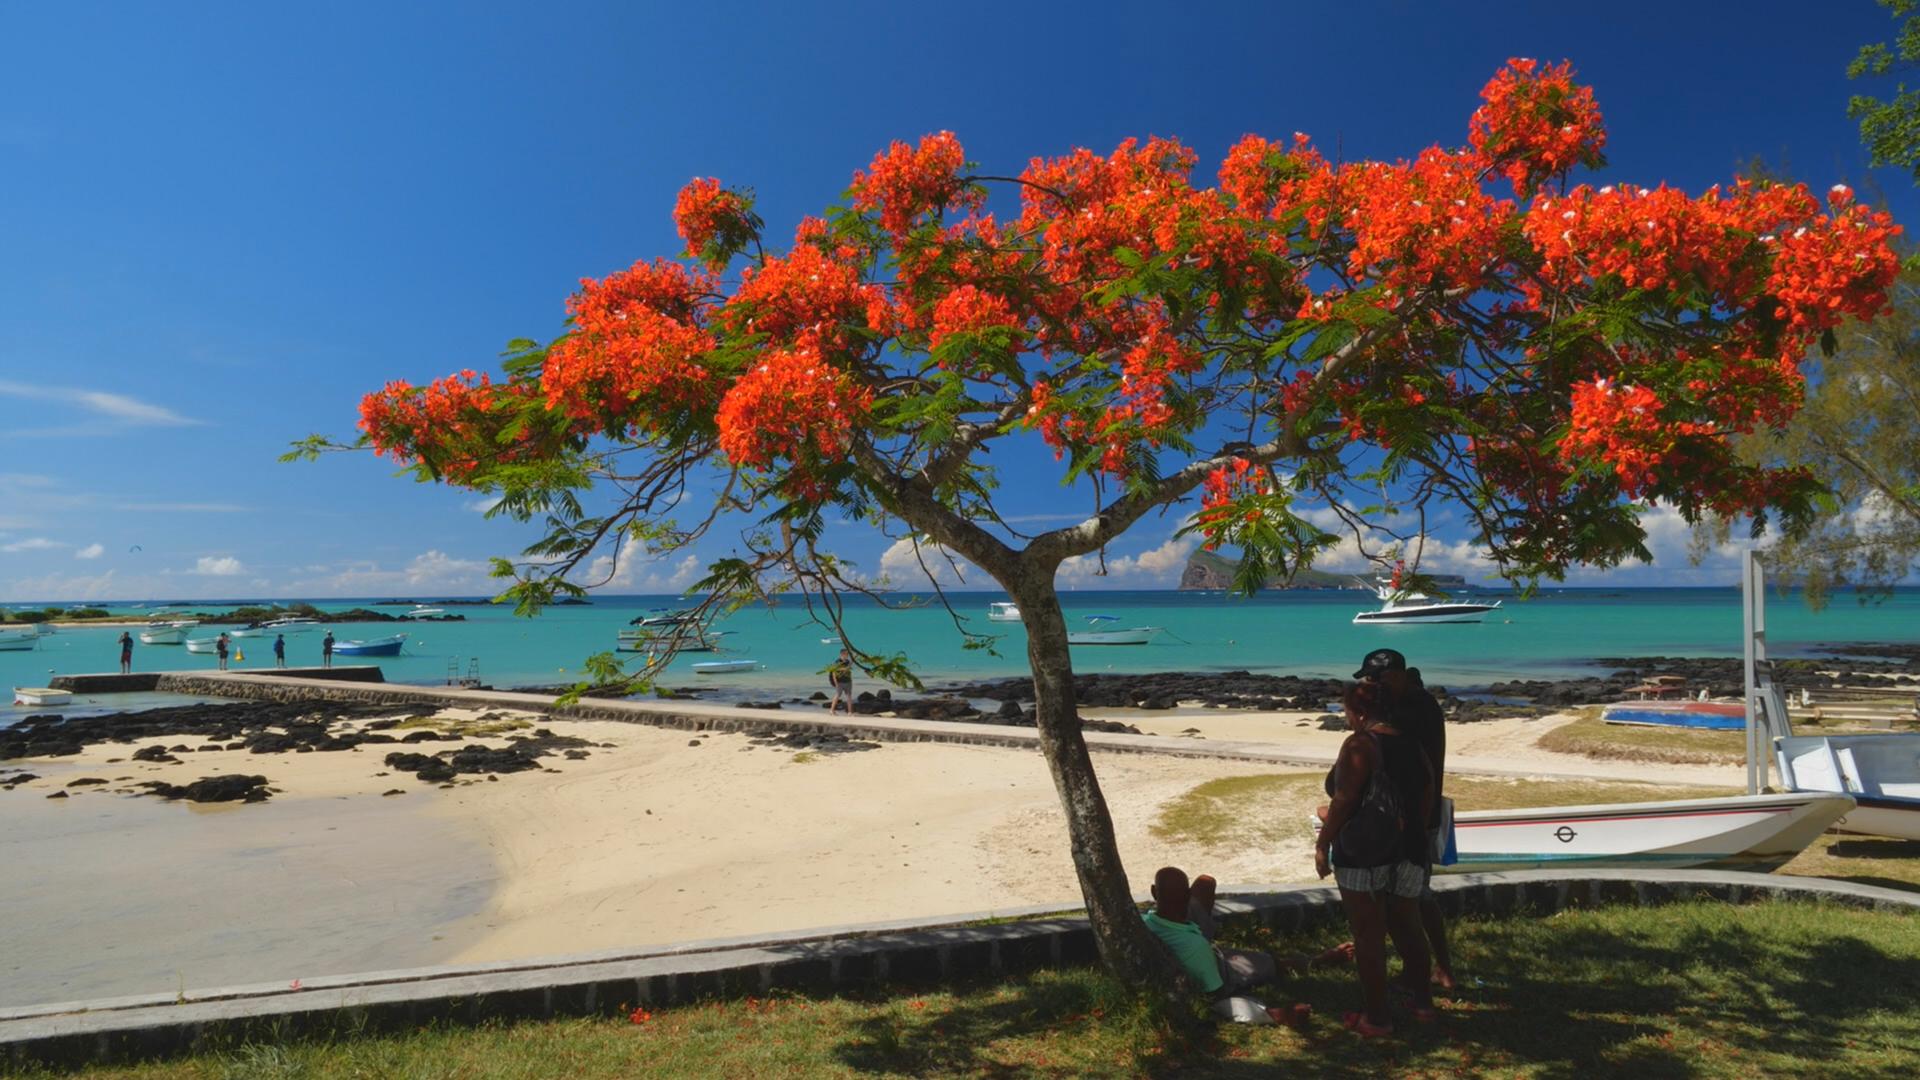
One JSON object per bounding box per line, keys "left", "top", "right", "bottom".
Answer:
{"left": 1314, "top": 677, "right": 1436, "bottom": 1037}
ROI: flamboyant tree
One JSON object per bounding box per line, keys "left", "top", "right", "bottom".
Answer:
{"left": 312, "top": 59, "right": 1901, "bottom": 987}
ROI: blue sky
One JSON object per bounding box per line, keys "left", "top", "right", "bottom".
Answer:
{"left": 2, "top": 1, "right": 1913, "bottom": 600}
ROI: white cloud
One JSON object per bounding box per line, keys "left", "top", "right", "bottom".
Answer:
{"left": 465, "top": 495, "right": 504, "bottom": 514}
{"left": 401, "top": 550, "right": 488, "bottom": 586}
{"left": 2, "top": 537, "right": 63, "bottom": 553}
{"left": 1057, "top": 530, "right": 1201, "bottom": 587}
{"left": 6, "top": 568, "right": 117, "bottom": 602}
{"left": 583, "top": 548, "right": 704, "bottom": 592}
{"left": 0, "top": 381, "right": 199, "bottom": 427}
{"left": 74, "top": 542, "right": 104, "bottom": 560}
{"left": 878, "top": 537, "right": 977, "bottom": 587}
{"left": 192, "top": 555, "right": 246, "bottom": 577}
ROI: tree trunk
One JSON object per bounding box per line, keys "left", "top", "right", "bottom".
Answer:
{"left": 1006, "top": 564, "right": 1184, "bottom": 991}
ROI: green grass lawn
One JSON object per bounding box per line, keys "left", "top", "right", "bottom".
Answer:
{"left": 12, "top": 899, "right": 1916, "bottom": 1079}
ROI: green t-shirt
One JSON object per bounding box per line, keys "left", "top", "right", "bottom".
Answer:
{"left": 1141, "top": 911, "right": 1222, "bottom": 993}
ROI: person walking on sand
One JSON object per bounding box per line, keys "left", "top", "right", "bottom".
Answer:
{"left": 1356, "top": 647, "right": 1458, "bottom": 993}
{"left": 215, "top": 632, "right": 230, "bottom": 671}
{"left": 827, "top": 647, "right": 855, "bottom": 715}
{"left": 1316, "top": 677, "right": 1436, "bottom": 1038}
{"left": 321, "top": 631, "right": 334, "bottom": 669}
{"left": 118, "top": 631, "right": 133, "bottom": 675}
{"left": 273, "top": 633, "right": 286, "bottom": 669}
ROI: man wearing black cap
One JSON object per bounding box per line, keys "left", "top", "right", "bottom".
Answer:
{"left": 1353, "top": 647, "right": 1457, "bottom": 991}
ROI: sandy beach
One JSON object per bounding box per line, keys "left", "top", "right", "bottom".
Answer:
{"left": 0, "top": 703, "right": 1745, "bottom": 1004}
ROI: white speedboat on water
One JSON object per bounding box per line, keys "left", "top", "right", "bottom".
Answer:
{"left": 1066, "top": 615, "right": 1164, "bottom": 646}
{"left": 184, "top": 636, "right": 231, "bottom": 654}
{"left": 1776, "top": 733, "right": 1920, "bottom": 841}
{"left": 0, "top": 627, "right": 40, "bottom": 652}
{"left": 232, "top": 617, "right": 321, "bottom": 638}
{"left": 692, "top": 659, "right": 760, "bottom": 674}
{"left": 987, "top": 601, "right": 1022, "bottom": 622}
{"left": 138, "top": 620, "right": 199, "bottom": 645}
{"left": 404, "top": 605, "right": 447, "bottom": 618}
{"left": 1351, "top": 577, "right": 1500, "bottom": 625}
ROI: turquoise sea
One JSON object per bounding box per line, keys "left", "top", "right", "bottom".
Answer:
{"left": 3, "top": 588, "right": 1917, "bottom": 715}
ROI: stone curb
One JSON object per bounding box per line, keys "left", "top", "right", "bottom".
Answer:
{"left": 3, "top": 870, "right": 1913, "bottom": 1067}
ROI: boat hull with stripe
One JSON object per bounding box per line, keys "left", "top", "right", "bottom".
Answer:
{"left": 1442, "top": 792, "right": 1855, "bottom": 873}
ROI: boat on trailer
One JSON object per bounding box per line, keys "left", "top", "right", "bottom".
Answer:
{"left": 1441, "top": 792, "right": 1856, "bottom": 872}
{"left": 1601, "top": 700, "right": 1747, "bottom": 732}
{"left": 1066, "top": 615, "right": 1163, "bottom": 646}
{"left": 1775, "top": 733, "right": 1920, "bottom": 841}
{"left": 333, "top": 633, "right": 407, "bottom": 657}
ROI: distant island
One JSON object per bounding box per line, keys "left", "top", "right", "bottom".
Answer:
{"left": 1179, "top": 550, "right": 1467, "bottom": 592}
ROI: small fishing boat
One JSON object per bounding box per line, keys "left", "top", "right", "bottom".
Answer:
{"left": 13, "top": 687, "right": 73, "bottom": 707}
{"left": 0, "top": 628, "right": 38, "bottom": 652}
{"left": 1066, "top": 615, "right": 1164, "bottom": 646}
{"left": 691, "top": 659, "right": 760, "bottom": 674}
{"left": 184, "top": 636, "right": 230, "bottom": 654}
{"left": 630, "top": 607, "right": 699, "bottom": 628}
{"left": 138, "top": 620, "right": 199, "bottom": 645}
{"left": 404, "top": 605, "right": 447, "bottom": 618}
{"left": 1351, "top": 576, "right": 1500, "bottom": 625}
{"left": 617, "top": 626, "right": 730, "bottom": 653}
{"left": 333, "top": 633, "right": 407, "bottom": 657}
{"left": 1441, "top": 792, "right": 1855, "bottom": 873}
{"left": 987, "top": 601, "right": 1022, "bottom": 622}
{"left": 1601, "top": 700, "right": 1747, "bottom": 732}
{"left": 1775, "top": 733, "right": 1920, "bottom": 841}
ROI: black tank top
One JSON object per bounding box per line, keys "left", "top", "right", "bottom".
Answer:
{"left": 1324, "top": 727, "right": 1433, "bottom": 866}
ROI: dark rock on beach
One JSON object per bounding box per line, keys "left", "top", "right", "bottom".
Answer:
{"left": 945, "top": 671, "right": 1349, "bottom": 713}
{"left": 138, "top": 774, "right": 273, "bottom": 803}
{"left": 0, "top": 699, "right": 413, "bottom": 763}
{"left": 381, "top": 728, "right": 597, "bottom": 783}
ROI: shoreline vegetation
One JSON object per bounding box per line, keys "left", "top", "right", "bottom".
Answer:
{"left": 9, "top": 900, "right": 1916, "bottom": 1078}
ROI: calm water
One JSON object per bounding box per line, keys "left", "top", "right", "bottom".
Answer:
{"left": 4, "top": 588, "right": 1917, "bottom": 712}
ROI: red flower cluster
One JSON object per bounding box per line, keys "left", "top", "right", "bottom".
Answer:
{"left": 1766, "top": 186, "right": 1902, "bottom": 334}
{"left": 1561, "top": 378, "right": 1719, "bottom": 495}
{"left": 1524, "top": 181, "right": 1901, "bottom": 336}
{"left": 725, "top": 243, "right": 884, "bottom": 355}
{"left": 715, "top": 345, "right": 871, "bottom": 498}
{"left": 543, "top": 259, "right": 720, "bottom": 430}
{"left": 849, "top": 131, "right": 983, "bottom": 239}
{"left": 359, "top": 371, "right": 545, "bottom": 484}
{"left": 1339, "top": 147, "right": 1513, "bottom": 303}
{"left": 1468, "top": 58, "right": 1607, "bottom": 195}
{"left": 928, "top": 284, "right": 1020, "bottom": 353}
{"left": 1194, "top": 456, "right": 1276, "bottom": 548}
{"left": 674, "top": 177, "right": 756, "bottom": 271}
{"left": 566, "top": 258, "right": 713, "bottom": 330}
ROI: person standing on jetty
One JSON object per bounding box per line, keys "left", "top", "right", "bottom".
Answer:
{"left": 827, "top": 647, "right": 854, "bottom": 715}
{"left": 117, "top": 631, "right": 133, "bottom": 674}
{"left": 321, "top": 631, "right": 334, "bottom": 669}
{"left": 1355, "top": 647, "right": 1457, "bottom": 993}
{"left": 273, "top": 633, "right": 286, "bottom": 669}
{"left": 214, "top": 632, "right": 230, "bottom": 671}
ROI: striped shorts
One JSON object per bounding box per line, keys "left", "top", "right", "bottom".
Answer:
{"left": 1333, "top": 860, "right": 1429, "bottom": 899}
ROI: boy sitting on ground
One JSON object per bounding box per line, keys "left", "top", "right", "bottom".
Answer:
{"left": 1142, "top": 867, "right": 1350, "bottom": 1024}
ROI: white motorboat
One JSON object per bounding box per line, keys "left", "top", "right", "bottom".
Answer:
{"left": 1776, "top": 733, "right": 1920, "bottom": 841}
{"left": 987, "top": 601, "right": 1022, "bottom": 622}
{"left": 138, "top": 621, "right": 199, "bottom": 645}
{"left": 184, "top": 636, "right": 230, "bottom": 654}
{"left": 13, "top": 687, "right": 73, "bottom": 707}
{"left": 34, "top": 622, "right": 54, "bottom": 636}
{"left": 404, "top": 606, "right": 447, "bottom": 618}
{"left": 1066, "top": 615, "right": 1163, "bottom": 646}
{"left": 0, "top": 628, "right": 40, "bottom": 652}
{"left": 617, "top": 626, "right": 730, "bottom": 653}
{"left": 692, "top": 659, "right": 761, "bottom": 674}
{"left": 231, "top": 617, "right": 321, "bottom": 638}
{"left": 1441, "top": 792, "right": 1856, "bottom": 873}
{"left": 631, "top": 607, "right": 699, "bottom": 628}
{"left": 1351, "top": 577, "right": 1500, "bottom": 625}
